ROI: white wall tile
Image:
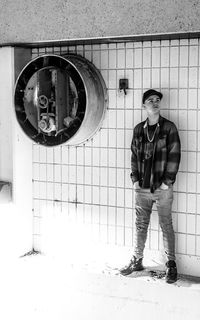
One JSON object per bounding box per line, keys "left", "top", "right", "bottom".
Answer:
{"left": 178, "top": 89, "right": 188, "bottom": 108}
{"left": 62, "top": 147, "right": 69, "bottom": 164}
{"left": 143, "top": 48, "right": 151, "bottom": 67}
{"left": 100, "top": 50, "right": 108, "bottom": 69}
{"left": 189, "top": 67, "right": 198, "bottom": 88}
{"left": 33, "top": 181, "right": 40, "bottom": 198}
{"left": 61, "top": 165, "right": 68, "bottom": 183}
{"left": 143, "top": 68, "right": 151, "bottom": 89}
{"left": 177, "top": 233, "right": 186, "bottom": 254}
{"left": 161, "top": 68, "right": 169, "bottom": 88}
{"left": 178, "top": 110, "right": 187, "bottom": 130}
{"left": 117, "top": 168, "right": 125, "bottom": 188}
{"left": 84, "top": 147, "right": 92, "bottom": 166}
{"left": 161, "top": 47, "right": 169, "bottom": 66}
{"left": 188, "top": 131, "right": 197, "bottom": 151}
{"left": 92, "top": 50, "right": 101, "bottom": 69}
{"left": 116, "top": 149, "right": 125, "bottom": 167}
{"left": 179, "top": 68, "right": 188, "bottom": 88}
{"left": 187, "top": 194, "right": 196, "bottom": 214}
{"left": 180, "top": 46, "right": 189, "bottom": 66}
{"left": 189, "top": 46, "right": 198, "bottom": 66}
{"left": 126, "top": 49, "right": 134, "bottom": 68}
{"left": 117, "top": 208, "right": 124, "bottom": 226}
{"left": 117, "top": 50, "right": 125, "bottom": 69}
{"left": 133, "top": 89, "right": 142, "bottom": 107}
{"left": 134, "top": 69, "right": 142, "bottom": 88}
{"left": 187, "top": 173, "right": 197, "bottom": 192}
{"left": 100, "top": 186, "right": 108, "bottom": 205}
{"left": 100, "top": 167, "right": 108, "bottom": 186}
{"left": 92, "top": 186, "right": 99, "bottom": 204}
{"left": 46, "top": 182, "right": 54, "bottom": 200}
{"left": 152, "top": 69, "right": 160, "bottom": 88}
{"left": 108, "top": 148, "right": 116, "bottom": 167}
{"left": 85, "top": 166, "right": 92, "bottom": 185}
{"left": 100, "top": 129, "right": 108, "bottom": 148}
{"left": 125, "top": 227, "right": 133, "bottom": 246}
{"left": 108, "top": 168, "right": 116, "bottom": 187}
{"left": 117, "top": 188, "right": 124, "bottom": 207}
{"left": 152, "top": 47, "right": 160, "bottom": 67}
{"left": 177, "top": 172, "right": 187, "bottom": 192}
{"left": 108, "top": 70, "right": 117, "bottom": 89}
{"left": 39, "top": 147, "right": 47, "bottom": 162}
{"left": 134, "top": 48, "right": 142, "bottom": 67}
{"left": 170, "top": 46, "right": 179, "bottom": 66}
{"left": 188, "top": 89, "right": 197, "bottom": 108}
{"left": 61, "top": 184, "right": 68, "bottom": 201}
{"left": 117, "top": 129, "right": 125, "bottom": 148}
{"left": 188, "top": 111, "right": 197, "bottom": 130}
{"left": 169, "top": 89, "right": 178, "bottom": 108}
{"left": 33, "top": 163, "right": 40, "bottom": 180}
{"left": 108, "top": 207, "right": 116, "bottom": 225}
{"left": 196, "top": 236, "right": 200, "bottom": 255}
{"left": 100, "top": 148, "right": 108, "bottom": 167}
{"left": 198, "top": 153, "right": 200, "bottom": 171}
{"left": 77, "top": 185, "right": 83, "bottom": 203}
{"left": 108, "top": 187, "right": 116, "bottom": 206}
{"left": 178, "top": 213, "right": 187, "bottom": 233}
{"left": 54, "top": 183, "right": 62, "bottom": 201}
{"left": 186, "top": 235, "right": 196, "bottom": 255}
{"left": 117, "top": 110, "right": 125, "bottom": 128}
{"left": 68, "top": 165, "right": 76, "bottom": 184}
{"left": 54, "top": 165, "right": 61, "bottom": 182}
{"left": 187, "top": 215, "right": 196, "bottom": 234}
{"left": 197, "top": 174, "right": 200, "bottom": 193}
{"left": 170, "top": 68, "right": 178, "bottom": 88}
{"left": 33, "top": 145, "right": 40, "bottom": 162}
{"left": 68, "top": 184, "right": 76, "bottom": 202}
{"left": 178, "top": 193, "right": 187, "bottom": 212}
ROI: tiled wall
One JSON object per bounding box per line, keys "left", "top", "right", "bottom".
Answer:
{"left": 32, "top": 39, "right": 200, "bottom": 275}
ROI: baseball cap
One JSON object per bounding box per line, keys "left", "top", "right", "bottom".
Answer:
{"left": 142, "top": 89, "right": 163, "bottom": 104}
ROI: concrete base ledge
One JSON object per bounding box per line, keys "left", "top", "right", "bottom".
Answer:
{"left": 1, "top": 253, "right": 200, "bottom": 320}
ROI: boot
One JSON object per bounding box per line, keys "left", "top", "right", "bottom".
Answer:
{"left": 120, "top": 256, "right": 144, "bottom": 276}
{"left": 165, "top": 260, "right": 177, "bottom": 283}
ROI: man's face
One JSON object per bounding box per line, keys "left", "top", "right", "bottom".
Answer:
{"left": 143, "top": 94, "right": 161, "bottom": 116}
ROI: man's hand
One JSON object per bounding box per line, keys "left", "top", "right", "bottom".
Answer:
{"left": 160, "top": 182, "right": 169, "bottom": 190}
{"left": 134, "top": 181, "right": 141, "bottom": 189}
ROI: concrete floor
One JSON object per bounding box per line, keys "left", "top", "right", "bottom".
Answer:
{"left": 1, "top": 246, "right": 200, "bottom": 320}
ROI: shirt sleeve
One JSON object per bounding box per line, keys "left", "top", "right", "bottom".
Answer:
{"left": 163, "top": 123, "right": 181, "bottom": 186}
{"left": 130, "top": 129, "right": 139, "bottom": 184}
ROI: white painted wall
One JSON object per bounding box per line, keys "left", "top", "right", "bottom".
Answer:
{"left": 0, "top": 47, "right": 33, "bottom": 258}
{"left": 32, "top": 40, "right": 200, "bottom": 277}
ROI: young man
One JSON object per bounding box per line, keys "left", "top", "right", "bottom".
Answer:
{"left": 120, "top": 89, "right": 181, "bottom": 283}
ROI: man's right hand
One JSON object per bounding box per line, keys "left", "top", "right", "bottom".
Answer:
{"left": 134, "top": 181, "right": 141, "bottom": 189}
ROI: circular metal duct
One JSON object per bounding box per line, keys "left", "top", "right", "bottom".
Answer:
{"left": 14, "top": 54, "right": 108, "bottom": 146}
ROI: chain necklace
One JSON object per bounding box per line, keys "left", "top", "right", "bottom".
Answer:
{"left": 147, "top": 123, "right": 158, "bottom": 143}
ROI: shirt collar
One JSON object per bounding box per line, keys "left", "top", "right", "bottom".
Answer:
{"left": 143, "top": 115, "right": 162, "bottom": 128}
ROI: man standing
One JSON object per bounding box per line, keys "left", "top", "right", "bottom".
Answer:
{"left": 120, "top": 89, "right": 181, "bottom": 283}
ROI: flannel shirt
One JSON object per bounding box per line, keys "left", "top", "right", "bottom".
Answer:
{"left": 130, "top": 115, "right": 181, "bottom": 193}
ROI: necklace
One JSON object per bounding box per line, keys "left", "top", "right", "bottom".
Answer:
{"left": 147, "top": 123, "right": 158, "bottom": 142}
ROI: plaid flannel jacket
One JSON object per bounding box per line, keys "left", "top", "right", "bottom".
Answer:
{"left": 130, "top": 115, "right": 181, "bottom": 193}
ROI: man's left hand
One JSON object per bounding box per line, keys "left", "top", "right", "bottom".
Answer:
{"left": 160, "top": 182, "right": 169, "bottom": 190}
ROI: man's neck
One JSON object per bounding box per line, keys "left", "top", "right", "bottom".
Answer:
{"left": 148, "top": 114, "right": 160, "bottom": 125}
